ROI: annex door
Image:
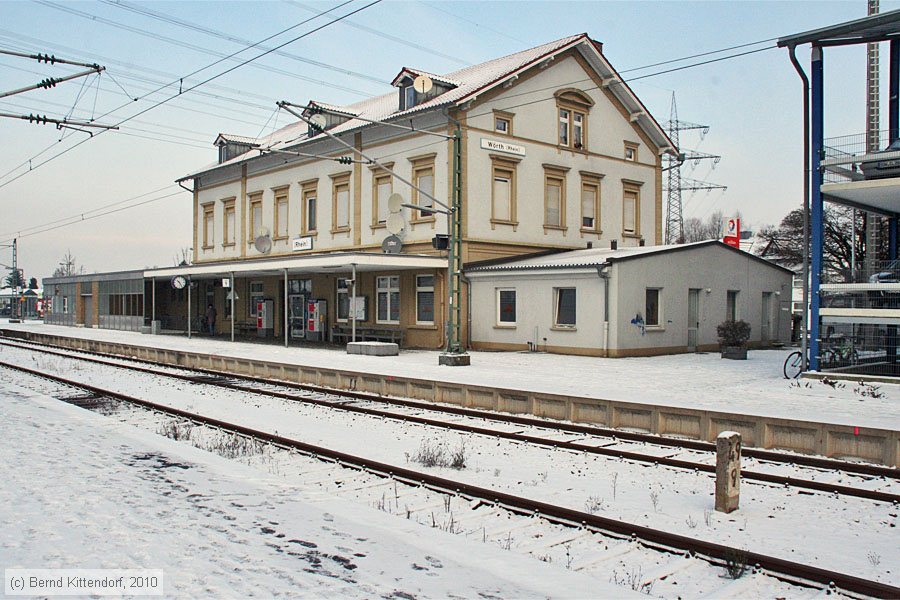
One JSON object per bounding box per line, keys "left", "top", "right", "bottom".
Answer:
{"left": 687, "top": 288, "right": 700, "bottom": 351}
{"left": 761, "top": 292, "right": 773, "bottom": 342}
{"left": 82, "top": 296, "right": 93, "bottom": 328}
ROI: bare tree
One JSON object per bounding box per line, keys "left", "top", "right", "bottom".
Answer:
{"left": 173, "top": 247, "right": 192, "bottom": 266}
{"left": 52, "top": 250, "right": 82, "bottom": 277}
{"left": 681, "top": 211, "right": 729, "bottom": 243}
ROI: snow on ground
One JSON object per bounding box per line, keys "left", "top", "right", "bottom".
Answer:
{"left": 0, "top": 379, "right": 632, "bottom": 599}
{"left": 4, "top": 346, "right": 898, "bottom": 587}
{"left": 2, "top": 320, "right": 899, "bottom": 430}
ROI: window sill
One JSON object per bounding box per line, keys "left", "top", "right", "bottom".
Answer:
{"left": 551, "top": 326, "right": 577, "bottom": 332}
{"left": 410, "top": 216, "right": 436, "bottom": 224}
{"left": 494, "top": 324, "right": 516, "bottom": 329}
{"left": 201, "top": 245, "right": 214, "bottom": 250}
{"left": 622, "top": 232, "right": 642, "bottom": 239}
{"left": 301, "top": 231, "right": 318, "bottom": 238}
{"left": 370, "top": 223, "right": 386, "bottom": 230}
{"left": 580, "top": 227, "right": 601, "bottom": 235}
{"left": 490, "top": 219, "right": 519, "bottom": 230}
{"left": 543, "top": 225, "right": 568, "bottom": 233}
{"left": 557, "top": 144, "right": 589, "bottom": 155}
{"left": 375, "top": 321, "right": 400, "bottom": 326}
{"left": 645, "top": 326, "right": 665, "bottom": 332}
{"left": 409, "top": 323, "right": 437, "bottom": 330}
{"left": 273, "top": 235, "right": 288, "bottom": 241}
{"left": 221, "top": 242, "right": 236, "bottom": 248}
{"left": 330, "top": 226, "right": 351, "bottom": 235}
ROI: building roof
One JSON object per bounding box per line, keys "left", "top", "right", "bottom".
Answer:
{"left": 183, "top": 33, "right": 676, "bottom": 180}
{"left": 466, "top": 240, "right": 794, "bottom": 274}
{"left": 778, "top": 9, "right": 900, "bottom": 48}
{"left": 213, "top": 133, "right": 260, "bottom": 147}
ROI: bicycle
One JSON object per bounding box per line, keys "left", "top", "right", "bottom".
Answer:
{"left": 783, "top": 350, "right": 803, "bottom": 379}
{"left": 820, "top": 335, "right": 859, "bottom": 369}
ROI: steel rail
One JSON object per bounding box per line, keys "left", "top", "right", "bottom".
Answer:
{"left": 2, "top": 332, "right": 898, "bottom": 481}
{"left": 3, "top": 358, "right": 897, "bottom": 599}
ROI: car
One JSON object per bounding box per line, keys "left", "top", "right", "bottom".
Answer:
{"left": 868, "top": 259, "right": 900, "bottom": 307}
{"left": 861, "top": 139, "right": 900, "bottom": 180}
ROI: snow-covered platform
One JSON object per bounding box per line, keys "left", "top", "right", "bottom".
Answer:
{"left": 0, "top": 380, "right": 624, "bottom": 598}
{"left": 3, "top": 320, "right": 899, "bottom": 465}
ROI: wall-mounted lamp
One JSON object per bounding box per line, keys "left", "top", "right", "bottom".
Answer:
{"left": 705, "top": 288, "right": 712, "bottom": 294}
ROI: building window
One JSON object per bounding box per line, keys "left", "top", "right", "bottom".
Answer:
{"left": 646, "top": 288, "right": 661, "bottom": 327}
{"left": 62, "top": 296, "right": 68, "bottom": 313}
{"left": 416, "top": 274, "right": 435, "bottom": 324}
{"left": 494, "top": 110, "right": 513, "bottom": 135}
{"left": 412, "top": 162, "right": 435, "bottom": 220}
{"left": 726, "top": 290, "right": 739, "bottom": 321}
{"left": 223, "top": 199, "right": 236, "bottom": 246}
{"left": 374, "top": 173, "right": 391, "bottom": 225}
{"left": 490, "top": 155, "right": 519, "bottom": 227}
{"left": 274, "top": 188, "right": 289, "bottom": 239}
{"left": 581, "top": 179, "right": 600, "bottom": 232}
{"left": 202, "top": 203, "right": 214, "bottom": 248}
{"left": 249, "top": 194, "right": 263, "bottom": 241}
{"left": 336, "top": 278, "right": 350, "bottom": 322}
{"left": 544, "top": 169, "right": 566, "bottom": 230}
{"left": 301, "top": 183, "right": 317, "bottom": 234}
{"left": 402, "top": 85, "right": 416, "bottom": 110}
{"left": 624, "top": 142, "right": 638, "bottom": 162}
{"left": 249, "top": 281, "right": 264, "bottom": 316}
{"left": 331, "top": 175, "right": 350, "bottom": 232}
{"left": 554, "top": 288, "right": 576, "bottom": 328}
{"left": 623, "top": 183, "right": 641, "bottom": 236}
{"left": 497, "top": 289, "right": 516, "bottom": 325}
{"left": 555, "top": 89, "right": 593, "bottom": 150}
{"left": 376, "top": 276, "right": 400, "bottom": 324}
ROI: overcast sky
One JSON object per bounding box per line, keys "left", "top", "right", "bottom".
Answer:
{"left": 0, "top": 0, "right": 896, "bottom": 281}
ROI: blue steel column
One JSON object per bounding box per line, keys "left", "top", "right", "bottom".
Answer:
{"left": 890, "top": 40, "right": 899, "bottom": 261}
{"left": 810, "top": 46, "right": 824, "bottom": 371}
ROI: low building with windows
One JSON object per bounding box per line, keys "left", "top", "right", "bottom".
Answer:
{"left": 466, "top": 241, "right": 793, "bottom": 356}
{"left": 44, "top": 270, "right": 146, "bottom": 331}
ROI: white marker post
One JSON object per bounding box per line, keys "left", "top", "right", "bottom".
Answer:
{"left": 715, "top": 431, "right": 741, "bottom": 513}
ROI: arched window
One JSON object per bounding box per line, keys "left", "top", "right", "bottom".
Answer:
{"left": 554, "top": 89, "right": 594, "bottom": 150}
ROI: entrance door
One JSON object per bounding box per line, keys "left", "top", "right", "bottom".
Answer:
{"left": 289, "top": 294, "right": 307, "bottom": 339}
{"left": 761, "top": 292, "right": 773, "bottom": 342}
{"left": 687, "top": 289, "right": 700, "bottom": 351}
{"left": 83, "top": 296, "right": 93, "bottom": 328}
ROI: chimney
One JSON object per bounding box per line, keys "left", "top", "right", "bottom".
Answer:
{"left": 610, "top": 240, "right": 618, "bottom": 250}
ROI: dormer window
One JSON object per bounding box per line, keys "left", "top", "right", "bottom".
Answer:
{"left": 214, "top": 134, "right": 259, "bottom": 164}
{"left": 302, "top": 102, "right": 359, "bottom": 138}
{"left": 391, "top": 68, "right": 459, "bottom": 112}
{"left": 403, "top": 85, "right": 417, "bottom": 110}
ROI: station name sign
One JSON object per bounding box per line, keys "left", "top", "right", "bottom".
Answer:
{"left": 292, "top": 236, "right": 314, "bottom": 252}
{"left": 480, "top": 138, "right": 525, "bottom": 156}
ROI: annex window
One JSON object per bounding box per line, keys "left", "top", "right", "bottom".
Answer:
{"left": 274, "top": 187, "right": 289, "bottom": 239}
{"left": 497, "top": 288, "right": 516, "bottom": 325}
{"left": 580, "top": 174, "right": 601, "bottom": 232}
{"left": 622, "top": 181, "right": 642, "bottom": 237}
{"left": 416, "top": 274, "right": 435, "bottom": 324}
{"left": 555, "top": 89, "right": 593, "bottom": 150}
{"left": 336, "top": 278, "right": 350, "bottom": 322}
{"left": 646, "top": 288, "right": 661, "bottom": 328}
{"left": 376, "top": 276, "right": 400, "bottom": 324}
{"left": 726, "top": 290, "right": 739, "bottom": 321}
{"left": 490, "top": 154, "right": 519, "bottom": 228}
{"left": 301, "top": 180, "right": 317, "bottom": 234}
{"left": 331, "top": 173, "right": 351, "bottom": 232}
{"left": 374, "top": 172, "right": 392, "bottom": 225}
{"left": 222, "top": 198, "right": 236, "bottom": 246}
{"left": 554, "top": 288, "right": 576, "bottom": 328}
{"left": 543, "top": 165, "right": 568, "bottom": 230}
{"left": 249, "top": 281, "right": 264, "bottom": 317}
{"left": 494, "top": 110, "right": 513, "bottom": 135}
{"left": 202, "top": 203, "right": 214, "bottom": 248}
{"left": 624, "top": 142, "right": 639, "bottom": 162}
{"left": 248, "top": 193, "right": 263, "bottom": 242}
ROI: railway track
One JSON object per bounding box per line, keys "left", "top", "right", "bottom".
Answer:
{"left": 4, "top": 358, "right": 898, "bottom": 599}
{"left": 2, "top": 337, "right": 898, "bottom": 505}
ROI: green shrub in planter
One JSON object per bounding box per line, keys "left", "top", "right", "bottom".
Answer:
{"left": 717, "top": 320, "right": 751, "bottom": 359}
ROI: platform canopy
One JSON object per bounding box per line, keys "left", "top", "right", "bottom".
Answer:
{"left": 777, "top": 9, "right": 900, "bottom": 48}
{"left": 145, "top": 252, "right": 447, "bottom": 280}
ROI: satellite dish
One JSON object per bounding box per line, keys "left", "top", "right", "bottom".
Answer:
{"left": 387, "top": 193, "right": 403, "bottom": 213}
{"left": 309, "top": 113, "right": 327, "bottom": 131}
{"left": 386, "top": 213, "right": 405, "bottom": 235}
{"left": 413, "top": 75, "right": 433, "bottom": 94}
{"left": 381, "top": 234, "right": 402, "bottom": 254}
{"left": 254, "top": 235, "right": 272, "bottom": 254}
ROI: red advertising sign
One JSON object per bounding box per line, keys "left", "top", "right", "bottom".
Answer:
{"left": 723, "top": 217, "right": 740, "bottom": 249}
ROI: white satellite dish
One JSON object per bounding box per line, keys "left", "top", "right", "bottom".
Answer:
{"left": 381, "top": 234, "right": 402, "bottom": 254}
{"left": 254, "top": 235, "right": 272, "bottom": 254}
{"left": 387, "top": 193, "right": 403, "bottom": 213}
{"left": 386, "top": 213, "right": 405, "bottom": 235}
{"left": 309, "top": 113, "right": 327, "bottom": 131}
{"left": 413, "top": 75, "right": 433, "bottom": 94}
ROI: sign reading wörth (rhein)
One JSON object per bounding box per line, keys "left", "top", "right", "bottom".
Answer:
{"left": 480, "top": 138, "right": 525, "bottom": 156}
{"left": 292, "top": 236, "right": 314, "bottom": 252}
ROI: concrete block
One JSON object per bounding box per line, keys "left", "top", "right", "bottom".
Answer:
{"left": 715, "top": 431, "right": 741, "bottom": 513}
{"left": 346, "top": 341, "right": 399, "bottom": 356}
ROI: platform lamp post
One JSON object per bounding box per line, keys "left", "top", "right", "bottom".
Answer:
{"left": 1, "top": 239, "right": 20, "bottom": 322}
{"left": 276, "top": 88, "right": 469, "bottom": 366}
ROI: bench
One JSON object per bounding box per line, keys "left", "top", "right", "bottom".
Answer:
{"left": 332, "top": 326, "right": 403, "bottom": 346}
{"left": 233, "top": 321, "right": 257, "bottom": 336}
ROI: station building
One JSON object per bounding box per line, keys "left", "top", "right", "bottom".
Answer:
{"left": 40, "top": 33, "right": 789, "bottom": 356}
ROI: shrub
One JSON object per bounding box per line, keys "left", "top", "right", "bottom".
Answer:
{"left": 717, "top": 320, "right": 751, "bottom": 347}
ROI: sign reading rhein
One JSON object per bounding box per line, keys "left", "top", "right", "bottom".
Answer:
{"left": 480, "top": 138, "right": 525, "bottom": 156}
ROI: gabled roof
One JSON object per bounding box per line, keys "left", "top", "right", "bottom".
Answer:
{"left": 466, "top": 240, "right": 794, "bottom": 274}
{"left": 390, "top": 68, "right": 460, "bottom": 88}
{"left": 184, "top": 33, "right": 676, "bottom": 180}
{"left": 303, "top": 100, "right": 360, "bottom": 118}
{"left": 213, "top": 133, "right": 260, "bottom": 147}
